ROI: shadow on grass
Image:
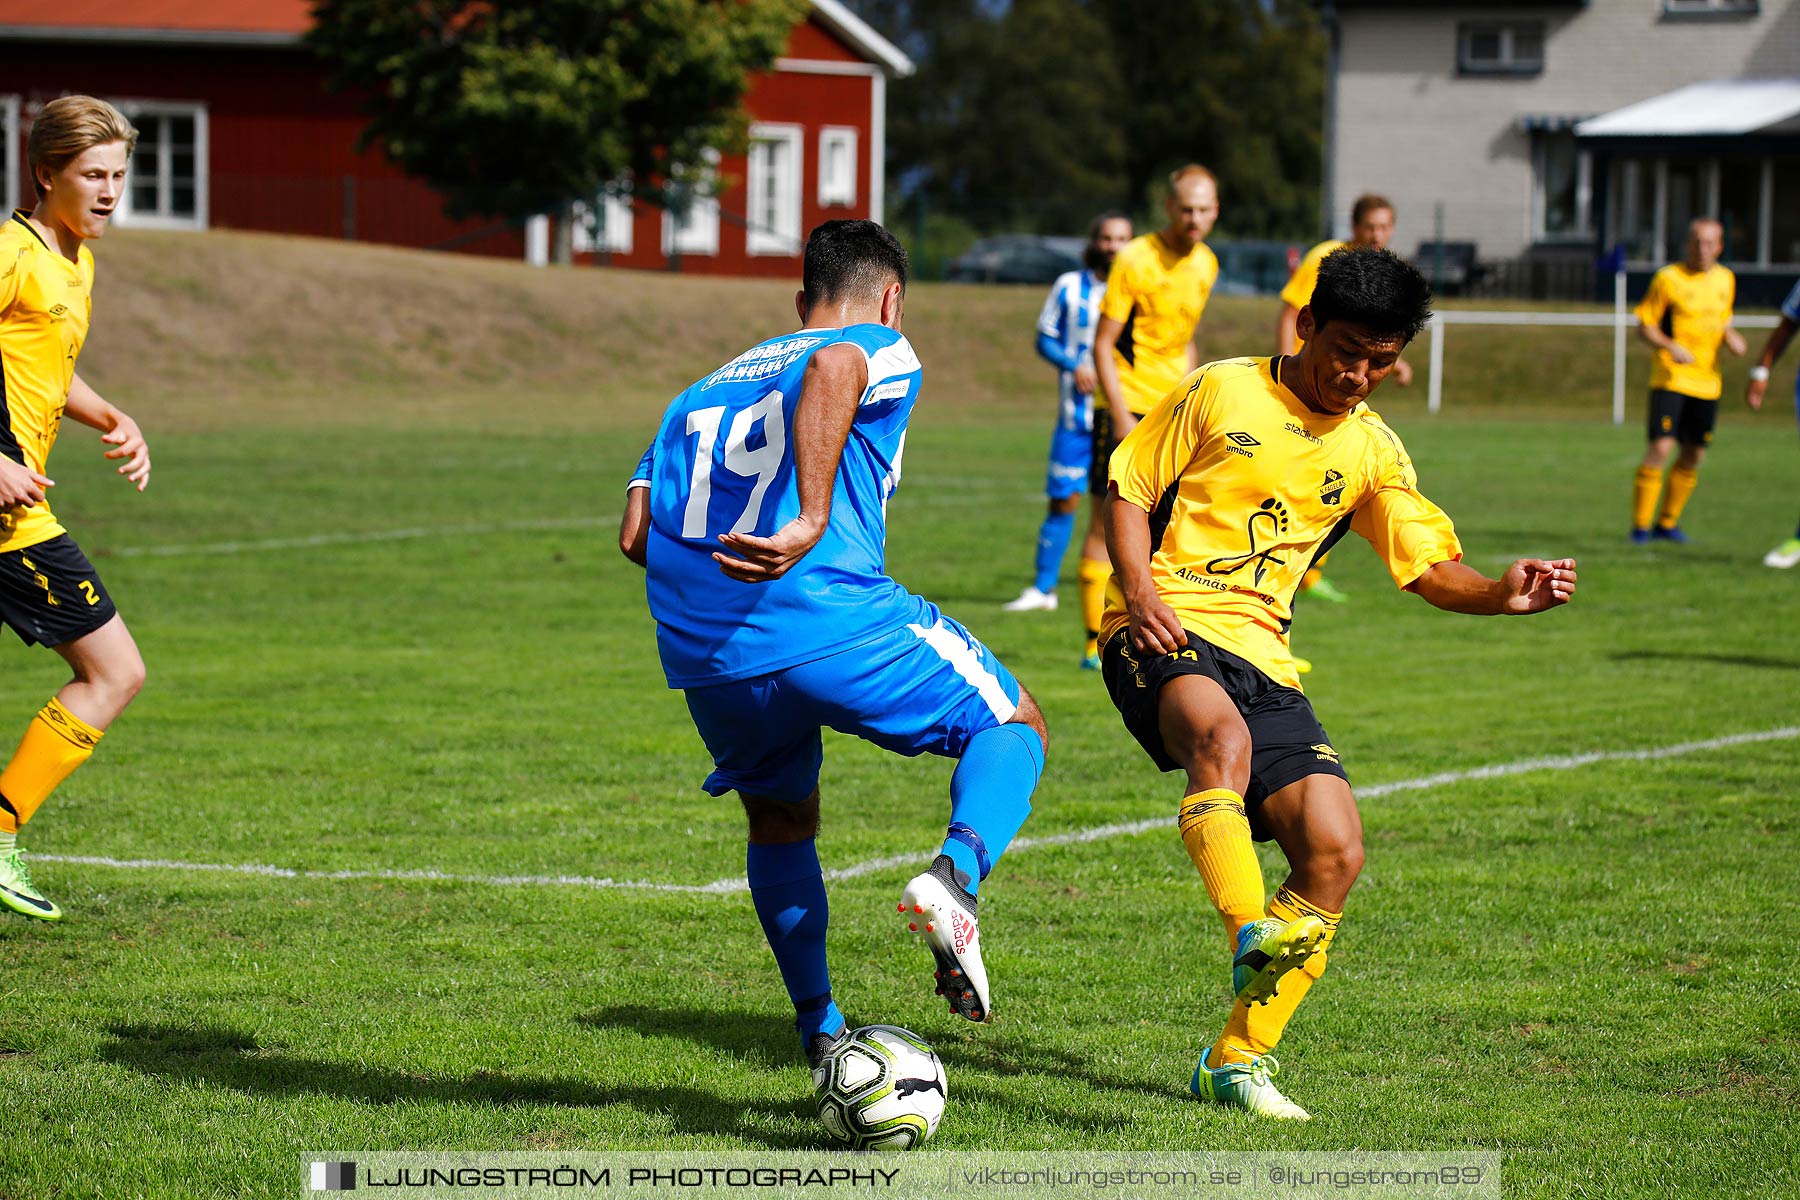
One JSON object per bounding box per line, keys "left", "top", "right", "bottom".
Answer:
{"left": 97, "top": 1021, "right": 816, "bottom": 1148}
{"left": 580, "top": 1004, "right": 1174, "bottom": 1123}
{"left": 1610, "top": 649, "right": 1800, "bottom": 672}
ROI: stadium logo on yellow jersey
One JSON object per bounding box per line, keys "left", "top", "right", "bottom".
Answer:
{"left": 1285, "top": 421, "right": 1322, "bottom": 446}
{"left": 1319, "top": 470, "right": 1345, "bottom": 506}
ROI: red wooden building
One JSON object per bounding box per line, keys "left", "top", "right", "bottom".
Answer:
{"left": 0, "top": 0, "right": 913, "bottom": 273}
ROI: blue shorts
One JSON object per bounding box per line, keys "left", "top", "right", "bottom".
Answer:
{"left": 1046, "top": 423, "right": 1092, "bottom": 501}
{"left": 683, "top": 610, "right": 1023, "bottom": 802}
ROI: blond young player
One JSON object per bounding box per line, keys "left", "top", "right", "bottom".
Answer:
{"left": 1074, "top": 165, "right": 1219, "bottom": 668}
{"left": 1630, "top": 218, "right": 1746, "bottom": 543}
{"left": 1101, "top": 248, "right": 1575, "bottom": 1119}
{"left": 1276, "top": 193, "right": 1412, "bottom": 611}
{"left": 0, "top": 97, "right": 151, "bottom": 921}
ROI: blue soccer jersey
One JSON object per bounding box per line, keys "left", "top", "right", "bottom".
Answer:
{"left": 634, "top": 324, "right": 928, "bottom": 688}
{"left": 1036, "top": 269, "right": 1105, "bottom": 435}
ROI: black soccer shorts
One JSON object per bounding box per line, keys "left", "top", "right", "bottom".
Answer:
{"left": 1088, "top": 405, "right": 1120, "bottom": 498}
{"left": 0, "top": 534, "right": 118, "bottom": 647}
{"left": 1100, "top": 627, "right": 1348, "bottom": 841}
{"left": 1647, "top": 389, "right": 1718, "bottom": 447}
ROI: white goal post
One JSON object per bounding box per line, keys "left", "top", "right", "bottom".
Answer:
{"left": 1424, "top": 272, "right": 1783, "bottom": 424}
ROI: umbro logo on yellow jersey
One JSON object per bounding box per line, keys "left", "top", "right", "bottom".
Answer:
{"left": 1224, "top": 431, "right": 1258, "bottom": 458}
{"left": 48, "top": 304, "right": 67, "bottom": 318}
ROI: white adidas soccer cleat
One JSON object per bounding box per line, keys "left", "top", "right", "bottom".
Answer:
{"left": 899, "top": 855, "right": 991, "bottom": 1022}
{"left": 1002, "top": 587, "right": 1058, "bottom": 612}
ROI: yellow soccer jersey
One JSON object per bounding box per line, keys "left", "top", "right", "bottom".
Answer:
{"left": 1279, "top": 239, "right": 1344, "bottom": 313}
{"left": 1634, "top": 263, "right": 1735, "bottom": 401}
{"left": 1099, "top": 231, "right": 1219, "bottom": 416}
{"left": 0, "top": 212, "right": 91, "bottom": 554}
{"left": 1103, "top": 356, "right": 1462, "bottom": 690}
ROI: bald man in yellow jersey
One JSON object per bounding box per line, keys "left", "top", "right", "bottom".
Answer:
{"left": 1629, "top": 218, "right": 1746, "bottom": 543}
{"left": 1102, "top": 247, "right": 1576, "bottom": 1119}
{"left": 1275, "top": 194, "right": 1412, "bottom": 610}
{"left": 1073, "top": 165, "right": 1219, "bottom": 668}
{"left": 0, "top": 97, "right": 152, "bottom": 922}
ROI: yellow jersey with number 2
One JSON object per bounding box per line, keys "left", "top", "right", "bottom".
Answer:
{"left": 1099, "top": 231, "right": 1219, "bottom": 416}
{"left": 1103, "top": 356, "right": 1462, "bottom": 691}
{"left": 0, "top": 211, "right": 92, "bottom": 554}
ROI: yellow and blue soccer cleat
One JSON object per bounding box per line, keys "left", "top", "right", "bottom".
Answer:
{"left": 0, "top": 846, "right": 62, "bottom": 921}
{"left": 1232, "top": 915, "right": 1324, "bottom": 1006}
{"left": 1192, "top": 1052, "right": 1310, "bottom": 1120}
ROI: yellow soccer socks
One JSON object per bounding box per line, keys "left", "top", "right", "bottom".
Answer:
{"left": 1658, "top": 465, "right": 1698, "bottom": 530}
{"left": 1211, "top": 885, "right": 1342, "bottom": 1067}
{"left": 1177, "top": 788, "right": 1266, "bottom": 947}
{"left": 1632, "top": 465, "right": 1663, "bottom": 531}
{"left": 1077, "top": 556, "right": 1110, "bottom": 660}
{"left": 0, "top": 698, "right": 102, "bottom": 831}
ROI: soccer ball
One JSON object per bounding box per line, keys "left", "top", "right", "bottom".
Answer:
{"left": 812, "top": 1025, "right": 946, "bottom": 1150}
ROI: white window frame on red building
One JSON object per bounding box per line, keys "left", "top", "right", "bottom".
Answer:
{"left": 111, "top": 99, "right": 209, "bottom": 231}
{"left": 746, "top": 122, "right": 804, "bottom": 256}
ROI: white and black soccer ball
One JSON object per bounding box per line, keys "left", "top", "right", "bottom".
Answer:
{"left": 812, "top": 1024, "right": 946, "bottom": 1150}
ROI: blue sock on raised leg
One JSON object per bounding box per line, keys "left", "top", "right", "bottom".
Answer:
{"left": 941, "top": 723, "right": 1046, "bottom": 894}
{"left": 746, "top": 839, "right": 844, "bottom": 1045}
{"left": 1033, "top": 510, "right": 1077, "bottom": 595}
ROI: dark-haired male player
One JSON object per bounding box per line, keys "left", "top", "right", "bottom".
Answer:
{"left": 620, "top": 221, "right": 1047, "bottom": 1070}
{"left": 1101, "top": 247, "right": 1577, "bottom": 1119}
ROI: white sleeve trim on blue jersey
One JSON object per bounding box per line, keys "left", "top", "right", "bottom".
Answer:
{"left": 1037, "top": 273, "right": 1074, "bottom": 339}
{"left": 626, "top": 478, "right": 651, "bottom": 491}
{"left": 1783, "top": 278, "right": 1800, "bottom": 324}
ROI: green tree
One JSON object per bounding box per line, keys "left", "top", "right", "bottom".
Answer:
{"left": 308, "top": 0, "right": 806, "bottom": 235}
{"left": 848, "top": 0, "right": 1323, "bottom": 244}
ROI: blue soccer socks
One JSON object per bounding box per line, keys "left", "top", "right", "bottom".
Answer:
{"left": 746, "top": 839, "right": 843, "bottom": 1045}
{"left": 1033, "top": 510, "right": 1077, "bottom": 595}
{"left": 942, "top": 723, "right": 1044, "bottom": 894}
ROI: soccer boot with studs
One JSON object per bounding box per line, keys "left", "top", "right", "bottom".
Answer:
{"left": 1191, "top": 1052, "right": 1310, "bottom": 1121}
{"left": 0, "top": 845, "right": 62, "bottom": 922}
{"left": 1232, "top": 914, "right": 1325, "bottom": 1006}
{"left": 899, "top": 855, "right": 990, "bottom": 1022}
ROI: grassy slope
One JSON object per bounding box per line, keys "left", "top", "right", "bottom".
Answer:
{"left": 0, "top": 231, "right": 1793, "bottom": 1198}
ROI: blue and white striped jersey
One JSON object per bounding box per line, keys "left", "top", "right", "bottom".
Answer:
{"left": 632, "top": 324, "right": 930, "bottom": 688}
{"left": 1035, "top": 269, "right": 1105, "bottom": 433}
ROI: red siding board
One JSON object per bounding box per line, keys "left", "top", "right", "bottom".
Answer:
{"left": 0, "top": 11, "right": 884, "bottom": 273}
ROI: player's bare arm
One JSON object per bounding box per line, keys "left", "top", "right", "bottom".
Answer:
{"left": 64, "top": 372, "right": 149, "bottom": 490}
{"left": 1093, "top": 315, "right": 1134, "bottom": 436}
{"left": 1722, "top": 324, "right": 1748, "bottom": 358}
{"left": 1407, "top": 557, "right": 1577, "bottom": 616}
{"left": 1638, "top": 318, "right": 1695, "bottom": 365}
{"left": 713, "top": 342, "right": 868, "bottom": 583}
{"left": 1103, "top": 484, "right": 1184, "bottom": 654}
{"left": 618, "top": 484, "right": 649, "bottom": 567}
{"left": 1745, "top": 315, "right": 1796, "bottom": 411}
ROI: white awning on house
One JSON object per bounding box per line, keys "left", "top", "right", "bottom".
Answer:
{"left": 1576, "top": 77, "right": 1800, "bottom": 137}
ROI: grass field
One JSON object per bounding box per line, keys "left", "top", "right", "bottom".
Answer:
{"left": 1, "top": 232, "right": 1797, "bottom": 1199}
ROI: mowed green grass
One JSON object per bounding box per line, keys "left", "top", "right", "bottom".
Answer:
{"left": 0, "top": 241, "right": 1797, "bottom": 1198}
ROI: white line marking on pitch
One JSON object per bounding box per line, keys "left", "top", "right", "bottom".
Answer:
{"left": 40, "top": 725, "right": 1797, "bottom": 895}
